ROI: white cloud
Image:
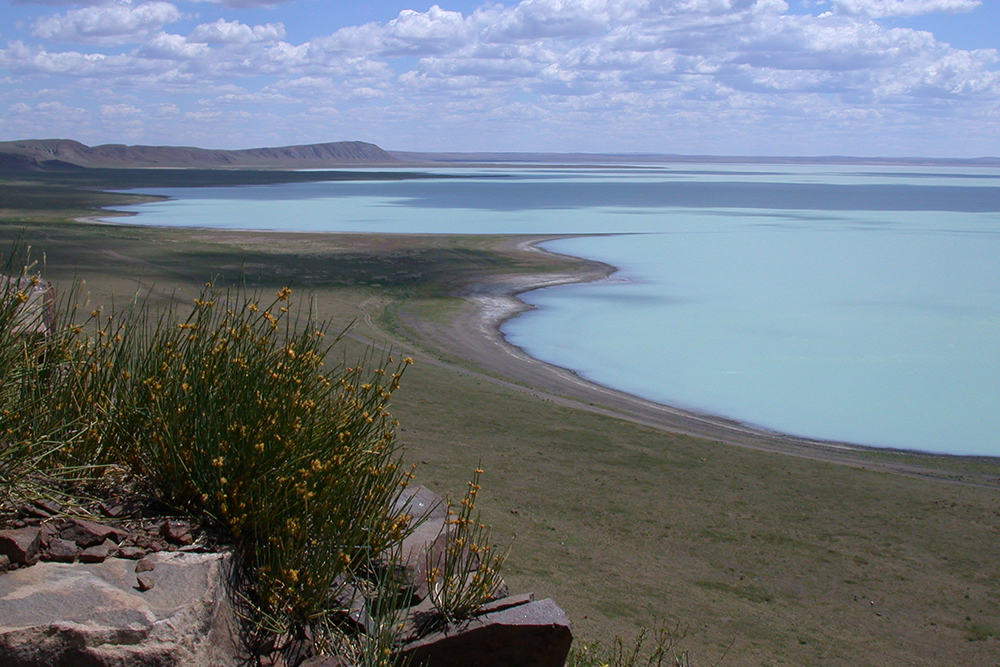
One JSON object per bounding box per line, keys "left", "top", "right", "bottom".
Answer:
{"left": 32, "top": 1, "right": 184, "bottom": 46}
{"left": 189, "top": 19, "right": 286, "bottom": 45}
{"left": 100, "top": 102, "right": 141, "bottom": 117}
{"left": 138, "top": 31, "right": 209, "bottom": 59}
{"left": 830, "top": 0, "right": 980, "bottom": 18}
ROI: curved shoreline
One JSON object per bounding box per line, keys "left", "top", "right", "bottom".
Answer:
{"left": 395, "top": 235, "right": 1000, "bottom": 487}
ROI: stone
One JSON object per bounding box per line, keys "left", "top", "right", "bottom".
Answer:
{"left": 329, "top": 578, "right": 373, "bottom": 634}
{"left": 0, "top": 555, "right": 9, "bottom": 574}
{"left": 161, "top": 519, "right": 194, "bottom": 545}
{"left": 388, "top": 487, "right": 454, "bottom": 603}
{"left": 46, "top": 538, "right": 78, "bottom": 563}
{"left": 59, "top": 518, "right": 122, "bottom": 548}
{"left": 136, "top": 557, "right": 156, "bottom": 573}
{"left": 33, "top": 500, "right": 62, "bottom": 516}
{"left": 397, "top": 598, "right": 572, "bottom": 667}
{"left": 136, "top": 573, "right": 155, "bottom": 591}
{"left": 393, "top": 485, "right": 448, "bottom": 524}
{"left": 99, "top": 501, "right": 142, "bottom": 519}
{"left": 79, "top": 540, "right": 115, "bottom": 564}
{"left": 0, "top": 551, "right": 239, "bottom": 666}
{"left": 0, "top": 527, "right": 41, "bottom": 565}
{"left": 476, "top": 592, "right": 534, "bottom": 615}
{"left": 116, "top": 545, "right": 146, "bottom": 559}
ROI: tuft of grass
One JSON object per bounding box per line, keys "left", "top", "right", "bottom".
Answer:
{"left": 424, "top": 465, "right": 512, "bottom": 624}
{"left": 567, "top": 624, "right": 693, "bottom": 667}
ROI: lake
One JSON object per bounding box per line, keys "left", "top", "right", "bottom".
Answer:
{"left": 104, "top": 164, "right": 1000, "bottom": 456}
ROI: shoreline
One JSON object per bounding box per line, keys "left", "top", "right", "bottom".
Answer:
{"left": 68, "top": 213, "right": 1000, "bottom": 483}
{"left": 391, "top": 235, "right": 1000, "bottom": 486}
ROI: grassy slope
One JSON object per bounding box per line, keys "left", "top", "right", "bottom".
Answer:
{"left": 2, "top": 175, "right": 999, "bottom": 666}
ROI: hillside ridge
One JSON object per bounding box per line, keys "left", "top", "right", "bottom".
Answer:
{"left": 0, "top": 138, "right": 399, "bottom": 170}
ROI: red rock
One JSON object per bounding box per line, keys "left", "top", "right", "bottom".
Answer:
{"left": 135, "top": 573, "right": 155, "bottom": 591}
{"left": 476, "top": 592, "right": 534, "bottom": 615}
{"left": 135, "top": 557, "right": 155, "bottom": 573}
{"left": 79, "top": 539, "right": 116, "bottom": 563}
{"left": 160, "top": 519, "right": 194, "bottom": 545}
{"left": 0, "top": 527, "right": 41, "bottom": 565}
{"left": 59, "top": 518, "right": 121, "bottom": 548}
{"left": 117, "top": 546, "right": 146, "bottom": 559}
{"left": 397, "top": 598, "right": 572, "bottom": 667}
{"left": 46, "top": 538, "right": 78, "bottom": 563}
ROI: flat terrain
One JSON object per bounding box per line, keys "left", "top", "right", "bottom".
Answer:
{"left": 2, "top": 173, "right": 999, "bottom": 666}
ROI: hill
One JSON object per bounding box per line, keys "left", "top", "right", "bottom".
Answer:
{"left": 0, "top": 138, "right": 399, "bottom": 170}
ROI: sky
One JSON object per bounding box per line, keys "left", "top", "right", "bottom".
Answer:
{"left": 1, "top": 0, "right": 998, "bottom": 156}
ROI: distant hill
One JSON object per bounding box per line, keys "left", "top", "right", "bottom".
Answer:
{"left": 0, "top": 139, "right": 399, "bottom": 171}
{"left": 390, "top": 150, "right": 1000, "bottom": 167}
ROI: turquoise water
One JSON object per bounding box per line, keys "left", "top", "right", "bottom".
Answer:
{"left": 106, "top": 165, "right": 1000, "bottom": 456}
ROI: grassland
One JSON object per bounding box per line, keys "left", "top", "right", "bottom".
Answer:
{"left": 2, "top": 171, "right": 999, "bottom": 666}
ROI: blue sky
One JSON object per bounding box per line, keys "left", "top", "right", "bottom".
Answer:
{"left": 1, "top": 0, "right": 997, "bottom": 156}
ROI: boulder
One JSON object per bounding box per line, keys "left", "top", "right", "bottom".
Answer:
{"left": 397, "top": 597, "right": 572, "bottom": 667}
{"left": 0, "top": 551, "right": 239, "bottom": 667}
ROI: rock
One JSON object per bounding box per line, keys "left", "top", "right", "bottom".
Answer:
{"left": 1, "top": 275, "right": 56, "bottom": 337}
{"left": 329, "top": 578, "right": 373, "bottom": 634}
{"left": 389, "top": 486, "right": 455, "bottom": 603}
{"left": 33, "top": 500, "right": 62, "bottom": 516}
{"left": 397, "top": 598, "right": 572, "bottom": 667}
{"left": 136, "top": 573, "right": 155, "bottom": 591}
{"left": 99, "top": 501, "right": 143, "bottom": 519}
{"left": 393, "top": 485, "right": 447, "bottom": 524}
{"left": 0, "top": 555, "right": 9, "bottom": 574}
{"left": 136, "top": 557, "right": 156, "bottom": 573}
{"left": 161, "top": 519, "right": 194, "bottom": 545}
{"left": 59, "top": 518, "right": 122, "bottom": 548}
{"left": 45, "top": 538, "right": 78, "bottom": 563}
{"left": 116, "top": 545, "right": 146, "bottom": 559}
{"left": 0, "top": 527, "right": 41, "bottom": 565}
{"left": 476, "top": 592, "right": 534, "bottom": 615}
{"left": 0, "top": 551, "right": 239, "bottom": 666}
{"left": 79, "top": 540, "right": 115, "bottom": 564}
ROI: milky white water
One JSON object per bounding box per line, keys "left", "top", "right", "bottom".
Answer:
{"left": 105, "top": 164, "right": 1000, "bottom": 456}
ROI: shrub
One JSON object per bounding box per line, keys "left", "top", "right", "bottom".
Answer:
{"left": 425, "top": 466, "right": 512, "bottom": 623}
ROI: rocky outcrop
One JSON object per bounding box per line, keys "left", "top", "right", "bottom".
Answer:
{"left": 0, "top": 486, "right": 573, "bottom": 667}
{"left": 0, "top": 551, "right": 238, "bottom": 667}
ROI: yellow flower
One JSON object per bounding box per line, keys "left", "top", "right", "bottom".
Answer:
{"left": 276, "top": 287, "right": 292, "bottom": 300}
